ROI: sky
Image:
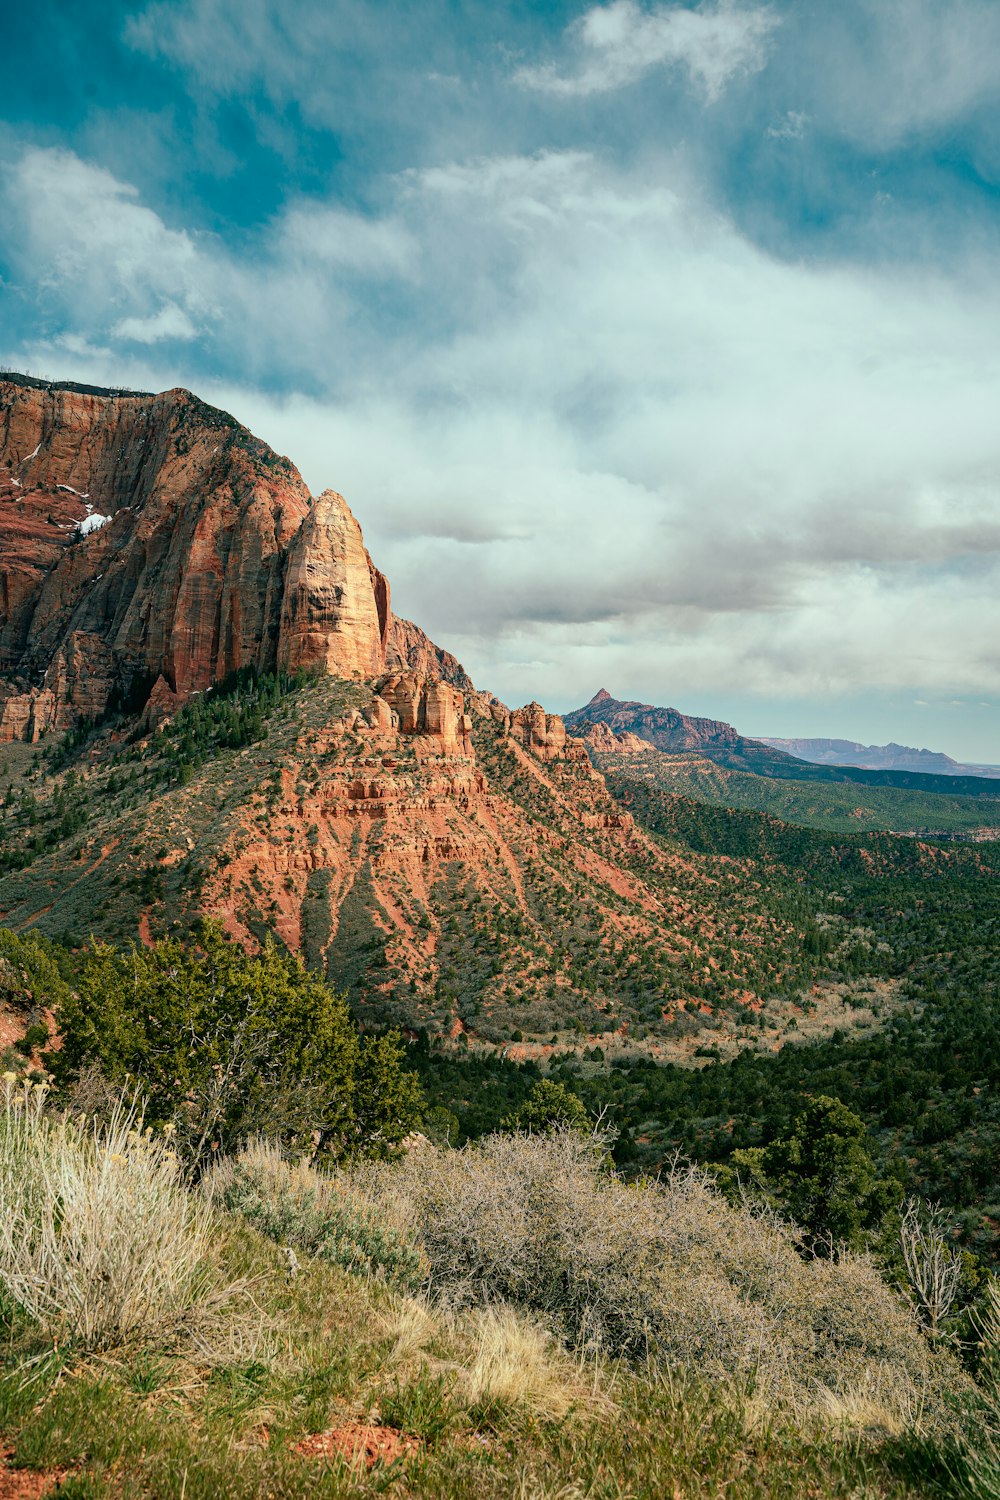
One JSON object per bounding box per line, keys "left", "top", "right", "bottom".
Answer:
{"left": 3, "top": 1, "right": 1000, "bottom": 759}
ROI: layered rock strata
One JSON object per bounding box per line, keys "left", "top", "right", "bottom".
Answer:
{"left": 0, "top": 376, "right": 446, "bottom": 740}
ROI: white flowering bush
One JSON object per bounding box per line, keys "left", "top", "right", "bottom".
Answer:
{"left": 0, "top": 1075, "right": 226, "bottom": 1350}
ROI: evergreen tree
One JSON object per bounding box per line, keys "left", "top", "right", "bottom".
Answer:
{"left": 502, "top": 1078, "right": 590, "bottom": 1136}
{"left": 49, "top": 921, "right": 422, "bottom": 1169}
{"left": 732, "top": 1094, "right": 899, "bottom": 1256}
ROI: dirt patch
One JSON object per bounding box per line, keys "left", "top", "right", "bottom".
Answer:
{"left": 0, "top": 1002, "right": 58, "bottom": 1067}
{"left": 0, "top": 1451, "right": 72, "bottom": 1498}
{"left": 294, "top": 1422, "right": 420, "bottom": 1470}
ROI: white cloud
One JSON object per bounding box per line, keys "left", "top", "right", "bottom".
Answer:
{"left": 0, "top": 147, "right": 395, "bottom": 379}
{"left": 7, "top": 141, "right": 1000, "bottom": 749}
{"left": 279, "top": 205, "right": 417, "bottom": 275}
{"left": 516, "top": 0, "right": 777, "bottom": 100}
{"left": 122, "top": 0, "right": 451, "bottom": 141}
{"left": 124, "top": 0, "right": 340, "bottom": 94}
{"left": 792, "top": 0, "right": 1000, "bottom": 150}
{"left": 113, "top": 303, "right": 198, "bottom": 343}
{"left": 4, "top": 148, "right": 215, "bottom": 339}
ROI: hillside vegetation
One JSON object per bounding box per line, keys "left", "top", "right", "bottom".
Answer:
{"left": 592, "top": 748, "right": 1000, "bottom": 835}
{"left": 414, "top": 772, "right": 1000, "bottom": 1265}
{"left": 0, "top": 673, "right": 903, "bottom": 1060}
{"left": 2, "top": 753, "right": 1000, "bottom": 1491}
{"left": 0, "top": 1065, "right": 997, "bottom": 1498}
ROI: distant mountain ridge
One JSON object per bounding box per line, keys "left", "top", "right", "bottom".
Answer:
{"left": 564, "top": 689, "right": 791, "bottom": 771}
{"left": 760, "top": 736, "right": 1000, "bottom": 780}
{"left": 567, "top": 690, "right": 1000, "bottom": 799}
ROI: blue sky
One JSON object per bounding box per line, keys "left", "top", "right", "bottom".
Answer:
{"left": 4, "top": 1, "right": 1000, "bottom": 759}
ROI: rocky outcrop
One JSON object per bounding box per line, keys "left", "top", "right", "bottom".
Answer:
{"left": 580, "top": 720, "right": 648, "bottom": 754}
{"left": 0, "top": 377, "right": 822, "bottom": 1066}
{"left": 277, "top": 490, "right": 388, "bottom": 679}
{"left": 509, "top": 703, "right": 567, "bottom": 761}
{"left": 564, "top": 689, "right": 786, "bottom": 770}
{"left": 376, "top": 673, "right": 473, "bottom": 757}
{"left": 137, "top": 675, "right": 185, "bottom": 735}
{"left": 385, "top": 615, "right": 474, "bottom": 692}
{"left": 0, "top": 687, "right": 47, "bottom": 742}
{"left": 484, "top": 700, "right": 586, "bottom": 764}
{"left": 0, "top": 375, "right": 466, "bottom": 742}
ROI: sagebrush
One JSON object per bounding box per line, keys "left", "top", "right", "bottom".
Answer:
{"left": 208, "top": 1139, "right": 426, "bottom": 1289}
{"left": 0, "top": 1079, "right": 238, "bottom": 1350}
{"left": 358, "top": 1129, "right": 967, "bottom": 1429}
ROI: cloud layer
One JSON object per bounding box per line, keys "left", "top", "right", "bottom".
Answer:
{"left": 4, "top": 0, "right": 1000, "bottom": 756}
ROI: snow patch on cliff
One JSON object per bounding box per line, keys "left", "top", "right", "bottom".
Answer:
{"left": 77, "top": 512, "right": 111, "bottom": 536}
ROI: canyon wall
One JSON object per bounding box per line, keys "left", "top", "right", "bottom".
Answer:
{"left": 0, "top": 376, "right": 413, "bottom": 739}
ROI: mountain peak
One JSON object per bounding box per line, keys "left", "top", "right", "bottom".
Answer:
{"left": 564, "top": 689, "right": 791, "bottom": 770}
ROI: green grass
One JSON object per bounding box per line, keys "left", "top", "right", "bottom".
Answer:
{"left": 0, "top": 1215, "right": 974, "bottom": 1499}
{"left": 0, "top": 1078, "right": 992, "bottom": 1499}
{"left": 595, "top": 748, "right": 1000, "bottom": 835}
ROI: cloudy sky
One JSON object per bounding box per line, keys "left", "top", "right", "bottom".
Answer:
{"left": 4, "top": 0, "right": 1000, "bottom": 758}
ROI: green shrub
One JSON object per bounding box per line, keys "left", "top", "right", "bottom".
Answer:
{"left": 501, "top": 1078, "right": 590, "bottom": 1135}
{"left": 731, "top": 1095, "right": 899, "bottom": 1256}
{"left": 50, "top": 923, "right": 423, "bottom": 1170}
{"left": 209, "top": 1140, "right": 425, "bottom": 1290}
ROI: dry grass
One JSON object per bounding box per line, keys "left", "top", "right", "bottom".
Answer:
{"left": 0, "top": 1192, "right": 972, "bottom": 1499}
{"left": 0, "top": 1079, "right": 244, "bottom": 1352}
{"left": 810, "top": 1370, "right": 929, "bottom": 1438}
{"left": 377, "top": 1293, "right": 441, "bottom": 1366}
{"left": 462, "top": 1305, "right": 602, "bottom": 1421}
{"left": 206, "top": 1138, "right": 425, "bottom": 1289}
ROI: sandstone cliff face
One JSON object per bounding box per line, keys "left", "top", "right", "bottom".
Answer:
{"left": 486, "top": 701, "right": 588, "bottom": 763}
{"left": 277, "top": 489, "right": 389, "bottom": 679}
{"left": 0, "top": 375, "right": 464, "bottom": 741}
{"left": 0, "top": 373, "right": 816, "bottom": 1066}
{"left": 384, "top": 615, "right": 474, "bottom": 693}
{"left": 376, "top": 673, "right": 474, "bottom": 757}
{"left": 580, "top": 720, "right": 649, "bottom": 755}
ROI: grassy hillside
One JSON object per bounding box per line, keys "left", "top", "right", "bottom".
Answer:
{"left": 0, "top": 1085, "right": 993, "bottom": 1499}
{"left": 592, "top": 748, "right": 1000, "bottom": 834}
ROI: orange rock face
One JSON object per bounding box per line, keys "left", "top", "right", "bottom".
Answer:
{"left": 385, "top": 614, "right": 474, "bottom": 691}
{"left": 0, "top": 374, "right": 814, "bottom": 1062}
{"left": 581, "top": 721, "right": 649, "bottom": 754}
{"left": 0, "top": 375, "right": 431, "bottom": 740}
{"left": 376, "top": 673, "right": 474, "bottom": 757}
{"left": 277, "top": 489, "right": 389, "bottom": 680}
{"left": 508, "top": 702, "right": 572, "bottom": 761}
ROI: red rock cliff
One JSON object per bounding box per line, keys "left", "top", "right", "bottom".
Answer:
{"left": 0, "top": 375, "right": 461, "bottom": 740}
